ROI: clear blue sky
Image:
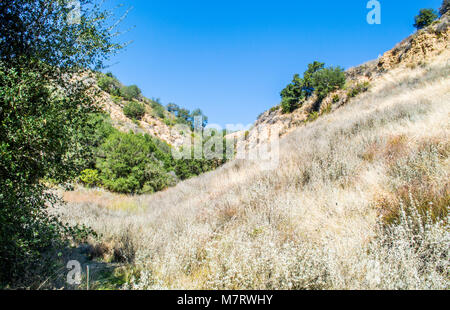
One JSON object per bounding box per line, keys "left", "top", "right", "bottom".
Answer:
{"left": 103, "top": 0, "right": 443, "bottom": 127}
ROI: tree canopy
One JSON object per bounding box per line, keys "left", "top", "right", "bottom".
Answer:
{"left": 280, "top": 61, "right": 346, "bottom": 113}
{"left": 413, "top": 8, "right": 439, "bottom": 30}
{"left": 0, "top": 0, "right": 122, "bottom": 286}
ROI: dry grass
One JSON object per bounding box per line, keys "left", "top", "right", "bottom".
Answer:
{"left": 56, "top": 55, "right": 450, "bottom": 290}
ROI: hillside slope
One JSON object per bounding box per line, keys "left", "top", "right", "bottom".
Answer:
{"left": 230, "top": 12, "right": 450, "bottom": 148}
{"left": 98, "top": 91, "right": 185, "bottom": 147}
{"left": 58, "top": 15, "right": 449, "bottom": 290}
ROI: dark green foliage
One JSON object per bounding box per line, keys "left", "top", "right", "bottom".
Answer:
{"left": 413, "top": 9, "right": 439, "bottom": 30}
{"left": 280, "top": 61, "right": 346, "bottom": 113}
{"left": 312, "top": 67, "right": 346, "bottom": 101}
{"left": 98, "top": 73, "right": 122, "bottom": 96}
{"left": 280, "top": 74, "right": 306, "bottom": 113}
{"left": 96, "top": 131, "right": 175, "bottom": 194}
{"left": 166, "top": 103, "right": 208, "bottom": 128}
{"left": 0, "top": 0, "right": 121, "bottom": 286}
{"left": 123, "top": 101, "right": 146, "bottom": 120}
{"left": 72, "top": 113, "right": 115, "bottom": 170}
{"left": 120, "top": 85, "right": 142, "bottom": 101}
{"left": 167, "top": 103, "right": 180, "bottom": 113}
{"left": 440, "top": 0, "right": 449, "bottom": 16}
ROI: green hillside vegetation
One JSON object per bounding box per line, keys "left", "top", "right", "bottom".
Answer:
{"left": 414, "top": 8, "right": 439, "bottom": 30}
{"left": 77, "top": 113, "right": 226, "bottom": 194}
{"left": 280, "top": 61, "right": 346, "bottom": 113}
{"left": 97, "top": 72, "right": 208, "bottom": 129}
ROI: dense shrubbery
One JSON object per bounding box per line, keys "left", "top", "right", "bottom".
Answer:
{"left": 76, "top": 114, "right": 225, "bottom": 194}
{"left": 413, "top": 9, "right": 438, "bottom": 30}
{"left": 312, "top": 67, "right": 346, "bottom": 101}
{"left": 167, "top": 103, "right": 208, "bottom": 129}
{"left": 97, "top": 131, "right": 175, "bottom": 194}
{"left": 0, "top": 0, "right": 120, "bottom": 286}
{"left": 440, "top": 0, "right": 449, "bottom": 16}
{"left": 98, "top": 73, "right": 122, "bottom": 96}
{"left": 280, "top": 61, "right": 346, "bottom": 113}
{"left": 121, "top": 85, "right": 142, "bottom": 101}
{"left": 123, "top": 101, "right": 146, "bottom": 120}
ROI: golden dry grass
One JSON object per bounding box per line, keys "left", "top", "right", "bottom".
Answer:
{"left": 56, "top": 53, "right": 450, "bottom": 290}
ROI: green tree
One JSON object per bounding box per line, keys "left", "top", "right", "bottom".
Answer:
{"left": 302, "top": 61, "right": 325, "bottom": 97}
{"left": 280, "top": 74, "right": 304, "bottom": 113}
{"left": 0, "top": 0, "right": 121, "bottom": 286}
{"left": 413, "top": 9, "right": 438, "bottom": 30}
{"left": 123, "top": 101, "right": 146, "bottom": 120}
{"left": 280, "top": 61, "right": 345, "bottom": 114}
{"left": 440, "top": 0, "right": 449, "bottom": 16}
{"left": 98, "top": 72, "right": 122, "bottom": 96}
{"left": 97, "top": 131, "right": 174, "bottom": 194}
{"left": 167, "top": 103, "right": 180, "bottom": 114}
{"left": 312, "top": 66, "right": 346, "bottom": 101}
{"left": 121, "top": 85, "right": 142, "bottom": 101}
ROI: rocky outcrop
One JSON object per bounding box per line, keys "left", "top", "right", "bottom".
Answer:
{"left": 378, "top": 13, "right": 449, "bottom": 71}
{"left": 98, "top": 91, "right": 185, "bottom": 148}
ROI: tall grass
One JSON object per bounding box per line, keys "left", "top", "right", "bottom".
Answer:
{"left": 57, "top": 55, "right": 450, "bottom": 290}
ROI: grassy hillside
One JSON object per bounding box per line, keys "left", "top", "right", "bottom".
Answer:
{"left": 57, "top": 47, "right": 449, "bottom": 289}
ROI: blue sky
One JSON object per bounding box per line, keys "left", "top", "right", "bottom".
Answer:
{"left": 103, "top": 0, "right": 443, "bottom": 127}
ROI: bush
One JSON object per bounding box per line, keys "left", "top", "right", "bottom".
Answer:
{"left": 98, "top": 73, "right": 122, "bottom": 96}
{"left": 347, "top": 81, "right": 370, "bottom": 98}
{"left": 0, "top": 0, "right": 118, "bottom": 286}
{"left": 74, "top": 113, "right": 116, "bottom": 170}
{"left": 440, "top": 0, "right": 449, "bottom": 16}
{"left": 413, "top": 9, "right": 438, "bottom": 30}
{"left": 151, "top": 100, "right": 166, "bottom": 119}
{"left": 281, "top": 62, "right": 325, "bottom": 113}
{"left": 121, "top": 85, "right": 142, "bottom": 101}
{"left": 79, "top": 169, "right": 101, "bottom": 187}
{"left": 123, "top": 101, "right": 146, "bottom": 120}
{"left": 280, "top": 62, "right": 346, "bottom": 113}
{"left": 312, "top": 66, "right": 346, "bottom": 101}
{"left": 97, "top": 131, "right": 174, "bottom": 194}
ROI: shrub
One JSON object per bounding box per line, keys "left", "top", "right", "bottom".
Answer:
{"left": 79, "top": 169, "right": 101, "bottom": 187}
{"left": 347, "top": 81, "right": 370, "bottom": 98}
{"left": 332, "top": 94, "right": 340, "bottom": 103}
{"left": 311, "top": 66, "right": 346, "bottom": 101}
{"left": 123, "top": 101, "right": 146, "bottom": 120}
{"left": 98, "top": 73, "right": 122, "bottom": 96}
{"left": 74, "top": 113, "right": 116, "bottom": 170}
{"left": 269, "top": 105, "right": 280, "bottom": 113}
{"left": 97, "top": 131, "right": 174, "bottom": 194}
{"left": 413, "top": 9, "right": 438, "bottom": 30}
{"left": 440, "top": 0, "right": 449, "bottom": 16}
{"left": 121, "top": 85, "right": 142, "bottom": 101}
{"left": 280, "top": 62, "right": 325, "bottom": 113}
{"left": 280, "top": 62, "right": 346, "bottom": 113}
{"left": 0, "top": 0, "right": 118, "bottom": 286}
{"left": 151, "top": 100, "right": 166, "bottom": 119}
